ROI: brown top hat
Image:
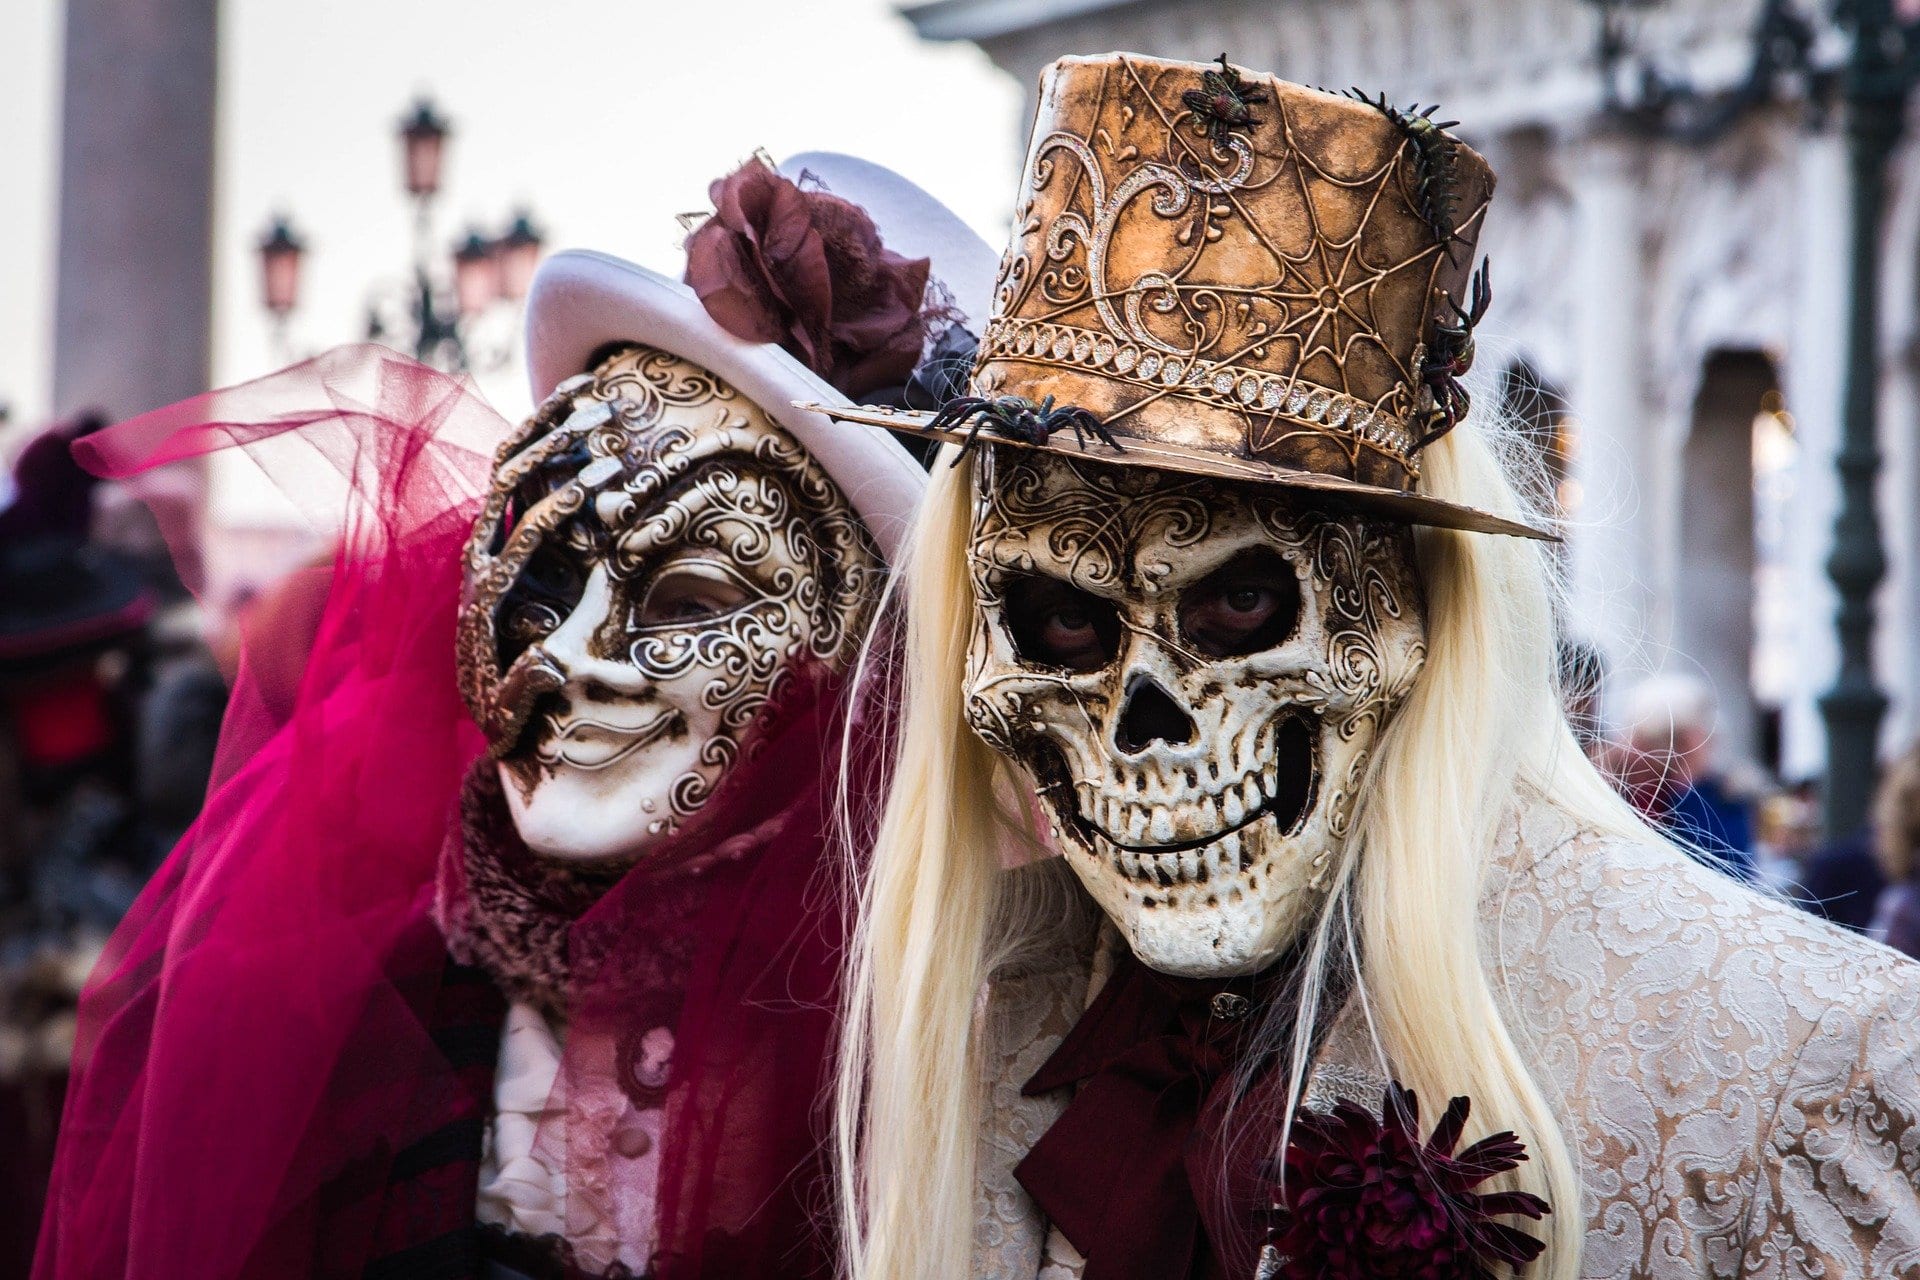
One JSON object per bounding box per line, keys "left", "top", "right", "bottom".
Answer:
{"left": 804, "top": 52, "right": 1553, "bottom": 540}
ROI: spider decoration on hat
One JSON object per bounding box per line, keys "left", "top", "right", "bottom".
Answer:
{"left": 927, "top": 393, "right": 1126, "bottom": 465}
{"left": 1346, "top": 89, "right": 1467, "bottom": 255}
{"left": 1183, "top": 54, "right": 1270, "bottom": 147}
{"left": 1416, "top": 259, "right": 1491, "bottom": 447}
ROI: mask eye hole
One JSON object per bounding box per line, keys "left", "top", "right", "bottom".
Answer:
{"left": 1002, "top": 573, "right": 1122, "bottom": 672}
{"left": 635, "top": 558, "right": 756, "bottom": 628}
{"left": 1178, "top": 548, "right": 1302, "bottom": 657}
{"left": 498, "top": 521, "right": 598, "bottom": 664}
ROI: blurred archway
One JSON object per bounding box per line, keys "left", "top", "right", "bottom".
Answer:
{"left": 1678, "top": 349, "right": 1787, "bottom": 775}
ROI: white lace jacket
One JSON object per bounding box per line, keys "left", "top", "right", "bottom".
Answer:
{"left": 973, "top": 798, "right": 1920, "bottom": 1279}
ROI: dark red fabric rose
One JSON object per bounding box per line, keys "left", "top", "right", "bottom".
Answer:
{"left": 1265, "top": 1083, "right": 1549, "bottom": 1280}
{"left": 684, "top": 158, "right": 933, "bottom": 399}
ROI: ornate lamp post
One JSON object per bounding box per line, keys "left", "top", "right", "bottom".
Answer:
{"left": 1820, "top": 0, "right": 1915, "bottom": 838}
{"left": 1586, "top": 0, "right": 1919, "bottom": 837}
{"left": 258, "top": 95, "right": 544, "bottom": 376}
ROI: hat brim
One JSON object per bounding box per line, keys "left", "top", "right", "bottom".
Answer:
{"left": 525, "top": 251, "right": 928, "bottom": 562}
{"left": 797, "top": 403, "right": 1559, "bottom": 542}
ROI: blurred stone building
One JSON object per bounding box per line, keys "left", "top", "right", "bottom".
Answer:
{"left": 905, "top": 0, "right": 1920, "bottom": 780}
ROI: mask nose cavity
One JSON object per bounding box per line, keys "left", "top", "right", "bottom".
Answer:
{"left": 1115, "top": 674, "right": 1197, "bottom": 754}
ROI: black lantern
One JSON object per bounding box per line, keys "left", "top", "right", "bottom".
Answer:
{"left": 257, "top": 216, "right": 306, "bottom": 317}
{"left": 496, "top": 210, "right": 545, "bottom": 303}
{"left": 399, "top": 98, "right": 452, "bottom": 199}
{"left": 452, "top": 230, "right": 498, "bottom": 317}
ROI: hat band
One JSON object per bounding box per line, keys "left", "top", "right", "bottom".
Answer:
{"left": 978, "top": 316, "right": 1419, "bottom": 468}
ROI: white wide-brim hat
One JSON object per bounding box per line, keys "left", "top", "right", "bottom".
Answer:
{"left": 524, "top": 154, "right": 998, "bottom": 563}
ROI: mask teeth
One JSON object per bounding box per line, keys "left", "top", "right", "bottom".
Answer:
{"left": 1066, "top": 712, "right": 1322, "bottom": 882}
{"left": 1089, "top": 820, "right": 1258, "bottom": 887}
{"left": 1217, "top": 832, "right": 1244, "bottom": 881}
{"left": 1178, "top": 846, "right": 1204, "bottom": 884}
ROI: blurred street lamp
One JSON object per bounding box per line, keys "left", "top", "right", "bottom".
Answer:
{"left": 258, "top": 95, "right": 543, "bottom": 376}
{"left": 497, "top": 211, "right": 545, "bottom": 303}
{"left": 1586, "top": 0, "right": 1920, "bottom": 837}
{"left": 1584, "top": 0, "right": 1829, "bottom": 138}
{"left": 453, "top": 229, "right": 500, "bottom": 317}
{"left": 256, "top": 216, "right": 306, "bottom": 318}
{"left": 256, "top": 215, "right": 307, "bottom": 362}
{"left": 399, "top": 98, "right": 451, "bottom": 200}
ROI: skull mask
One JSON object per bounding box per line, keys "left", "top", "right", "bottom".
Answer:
{"left": 964, "top": 447, "right": 1427, "bottom": 976}
{"left": 458, "top": 344, "right": 882, "bottom": 864}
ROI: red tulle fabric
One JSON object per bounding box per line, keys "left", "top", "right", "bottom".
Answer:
{"left": 34, "top": 346, "right": 867, "bottom": 1280}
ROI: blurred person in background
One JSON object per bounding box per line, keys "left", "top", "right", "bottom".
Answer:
{"left": 1615, "top": 671, "right": 1758, "bottom": 881}
{"left": 0, "top": 412, "right": 164, "bottom": 1276}
{"left": 1870, "top": 743, "right": 1920, "bottom": 958}
{"left": 1794, "top": 778, "right": 1889, "bottom": 931}
{"left": 0, "top": 412, "right": 166, "bottom": 932}
{"left": 1750, "top": 782, "right": 1821, "bottom": 894}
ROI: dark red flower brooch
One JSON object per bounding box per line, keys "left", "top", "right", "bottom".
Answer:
{"left": 683, "top": 155, "right": 937, "bottom": 401}
{"left": 1263, "top": 1083, "right": 1549, "bottom": 1280}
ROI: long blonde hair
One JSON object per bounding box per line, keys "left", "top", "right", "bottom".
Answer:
{"left": 836, "top": 420, "right": 1654, "bottom": 1280}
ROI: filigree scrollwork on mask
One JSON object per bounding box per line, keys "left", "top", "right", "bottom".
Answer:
{"left": 963, "top": 446, "right": 1425, "bottom": 976}
{"left": 457, "top": 343, "right": 882, "bottom": 853}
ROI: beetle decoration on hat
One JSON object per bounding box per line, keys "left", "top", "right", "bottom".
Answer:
{"left": 37, "top": 155, "right": 993, "bottom": 1280}
{"left": 828, "top": 53, "right": 1920, "bottom": 1280}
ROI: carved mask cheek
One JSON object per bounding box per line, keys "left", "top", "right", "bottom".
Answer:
{"left": 500, "top": 482, "right": 827, "bottom": 864}
{"left": 961, "top": 448, "right": 1428, "bottom": 978}
{"left": 498, "top": 563, "right": 709, "bottom": 863}
{"left": 460, "top": 342, "right": 884, "bottom": 867}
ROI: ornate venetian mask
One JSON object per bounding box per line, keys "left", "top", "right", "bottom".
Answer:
{"left": 964, "top": 447, "right": 1427, "bottom": 976}
{"left": 458, "top": 344, "right": 882, "bottom": 863}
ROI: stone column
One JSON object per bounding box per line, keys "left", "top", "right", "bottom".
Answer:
{"left": 50, "top": 0, "right": 217, "bottom": 591}
{"left": 1776, "top": 127, "right": 1851, "bottom": 782}
{"left": 1564, "top": 132, "right": 1653, "bottom": 707}
{"left": 1874, "top": 134, "right": 1920, "bottom": 766}
{"left": 51, "top": 0, "right": 217, "bottom": 420}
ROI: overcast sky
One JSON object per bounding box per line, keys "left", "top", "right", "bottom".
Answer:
{"left": 0, "top": 0, "right": 1023, "bottom": 432}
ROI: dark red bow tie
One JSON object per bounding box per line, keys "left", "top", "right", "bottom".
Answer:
{"left": 1014, "top": 951, "right": 1293, "bottom": 1280}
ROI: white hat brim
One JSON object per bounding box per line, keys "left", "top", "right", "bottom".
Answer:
{"left": 525, "top": 249, "right": 927, "bottom": 562}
